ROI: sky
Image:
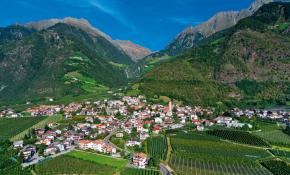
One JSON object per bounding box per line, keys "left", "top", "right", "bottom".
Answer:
{"left": 0, "top": 0, "right": 254, "bottom": 51}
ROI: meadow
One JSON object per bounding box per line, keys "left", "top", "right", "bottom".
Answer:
{"left": 0, "top": 117, "right": 47, "bottom": 141}
{"left": 66, "top": 150, "right": 128, "bottom": 169}
{"left": 168, "top": 132, "right": 272, "bottom": 175}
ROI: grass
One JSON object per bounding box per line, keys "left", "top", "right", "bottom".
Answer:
{"left": 255, "top": 130, "right": 290, "bottom": 147}
{"left": 0, "top": 117, "right": 47, "bottom": 141}
{"left": 64, "top": 71, "right": 109, "bottom": 93}
{"left": 11, "top": 115, "right": 64, "bottom": 141}
{"left": 253, "top": 121, "right": 290, "bottom": 147}
{"left": 109, "top": 61, "right": 127, "bottom": 68}
{"left": 66, "top": 150, "right": 128, "bottom": 169}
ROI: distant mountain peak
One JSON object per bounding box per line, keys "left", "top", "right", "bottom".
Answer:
{"left": 165, "top": 0, "right": 282, "bottom": 56}
{"left": 25, "top": 17, "right": 112, "bottom": 40}
{"left": 25, "top": 17, "right": 151, "bottom": 61}
{"left": 113, "top": 40, "right": 151, "bottom": 62}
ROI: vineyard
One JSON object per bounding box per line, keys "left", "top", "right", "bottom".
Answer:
{"left": 261, "top": 159, "right": 290, "bottom": 175}
{"left": 207, "top": 129, "right": 270, "bottom": 147}
{"left": 169, "top": 132, "right": 272, "bottom": 175}
{"left": 35, "top": 155, "right": 117, "bottom": 175}
{"left": 254, "top": 130, "right": 290, "bottom": 147}
{"left": 147, "top": 136, "right": 168, "bottom": 160}
{"left": 11, "top": 115, "right": 63, "bottom": 141}
{"left": 121, "top": 168, "right": 161, "bottom": 175}
{"left": 269, "top": 149, "right": 290, "bottom": 158}
{"left": 0, "top": 117, "right": 47, "bottom": 141}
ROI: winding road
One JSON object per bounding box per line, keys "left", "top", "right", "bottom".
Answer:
{"left": 160, "top": 164, "right": 171, "bottom": 175}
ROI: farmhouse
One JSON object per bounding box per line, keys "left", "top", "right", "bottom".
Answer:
{"left": 78, "top": 140, "right": 116, "bottom": 154}
{"left": 132, "top": 152, "right": 148, "bottom": 168}
{"left": 13, "top": 140, "right": 24, "bottom": 149}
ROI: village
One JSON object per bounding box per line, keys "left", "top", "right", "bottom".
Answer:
{"left": 1, "top": 95, "right": 290, "bottom": 170}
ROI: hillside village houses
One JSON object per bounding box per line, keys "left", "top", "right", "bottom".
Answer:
{"left": 78, "top": 140, "right": 117, "bottom": 154}
{"left": 2, "top": 95, "right": 289, "bottom": 168}
{"left": 133, "top": 152, "right": 148, "bottom": 168}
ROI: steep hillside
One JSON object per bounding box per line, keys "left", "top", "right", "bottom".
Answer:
{"left": 26, "top": 17, "right": 151, "bottom": 63}
{"left": 113, "top": 40, "right": 151, "bottom": 62}
{"left": 138, "top": 2, "right": 290, "bottom": 106}
{"left": 165, "top": 0, "right": 285, "bottom": 56}
{"left": 0, "top": 23, "right": 128, "bottom": 102}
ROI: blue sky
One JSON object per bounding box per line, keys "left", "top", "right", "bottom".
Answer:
{"left": 0, "top": 0, "right": 254, "bottom": 51}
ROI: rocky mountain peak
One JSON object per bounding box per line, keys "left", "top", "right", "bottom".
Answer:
{"left": 25, "top": 17, "right": 151, "bottom": 61}
{"left": 165, "top": 0, "right": 279, "bottom": 56}
{"left": 25, "top": 17, "right": 112, "bottom": 40}
{"left": 113, "top": 40, "right": 151, "bottom": 62}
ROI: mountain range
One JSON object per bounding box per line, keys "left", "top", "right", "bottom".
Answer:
{"left": 0, "top": 1, "right": 290, "bottom": 107}
{"left": 0, "top": 18, "right": 150, "bottom": 103}
{"left": 165, "top": 0, "right": 288, "bottom": 56}
{"left": 137, "top": 2, "right": 290, "bottom": 106}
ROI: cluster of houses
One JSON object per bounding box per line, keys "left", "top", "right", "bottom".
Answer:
{"left": 0, "top": 108, "right": 19, "bottom": 118}
{"left": 26, "top": 105, "right": 62, "bottom": 117}
{"left": 78, "top": 140, "right": 116, "bottom": 154}
{"left": 6, "top": 95, "right": 290, "bottom": 169}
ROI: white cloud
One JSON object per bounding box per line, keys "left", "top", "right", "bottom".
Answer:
{"left": 56, "top": 0, "right": 136, "bottom": 31}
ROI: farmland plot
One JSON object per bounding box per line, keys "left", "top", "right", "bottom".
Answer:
{"left": 35, "top": 155, "right": 117, "bottom": 175}
{"left": 147, "top": 136, "right": 168, "bottom": 160}
{"left": 0, "top": 117, "right": 47, "bottom": 140}
{"left": 207, "top": 129, "right": 270, "bottom": 147}
{"left": 121, "top": 168, "right": 161, "bottom": 175}
{"left": 169, "top": 132, "right": 272, "bottom": 175}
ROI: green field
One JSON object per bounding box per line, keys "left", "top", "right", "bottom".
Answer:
{"left": 0, "top": 117, "right": 47, "bottom": 141}
{"left": 11, "top": 115, "right": 64, "bottom": 141}
{"left": 253, "top": 121, "right": 290, "bottom": 147}
{"left": 207, "top": 129, "right": 270, "bottom": 147}
{"left": 147, "top": 136, "right": 168, "bottom": 160}
{"left": 121, "top": 167, "right": 161, "bottom": 175}
{"left": 169, "top": 132, "right": 272, "bottom": 175}
{"left": 35, "top": 155, "right": 117, "bottom": 175}
{"left": 67, "top": 150, "right": 128, "bottom": 169}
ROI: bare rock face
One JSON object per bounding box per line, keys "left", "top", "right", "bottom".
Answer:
{"left": 25, "top": 17, "right": 112, "bottom": 40}
{"left": 166, "top": 0, "right": 276, "bottom": 55}
{"left": 25, "top": 17, "right": 151, "bottom": 62}
{"left": 113, "top": 40, "right": 151, "bottom": 62}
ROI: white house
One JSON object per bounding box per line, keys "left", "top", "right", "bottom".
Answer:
{"left": 133, "top": 152, "right": 148, "bottom": 168}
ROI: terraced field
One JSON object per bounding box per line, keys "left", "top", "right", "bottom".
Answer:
{"left": 168, "top": 132, "right": 272, "bottom": 175}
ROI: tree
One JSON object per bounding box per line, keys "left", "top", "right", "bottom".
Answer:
{"left": 173, "top": 114, "right": 180, "bottom": 123}
{"left": 115, "top": 111, "right": 123, "bottom": 120}
{"left": 93, "top": 117, "right": 101, "bottom": 124}
{"left": 283, "top": 125, "right": 290, "bottom": 136}
{"left": 131, "top": 127, "right": 137, "bottom": 139}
